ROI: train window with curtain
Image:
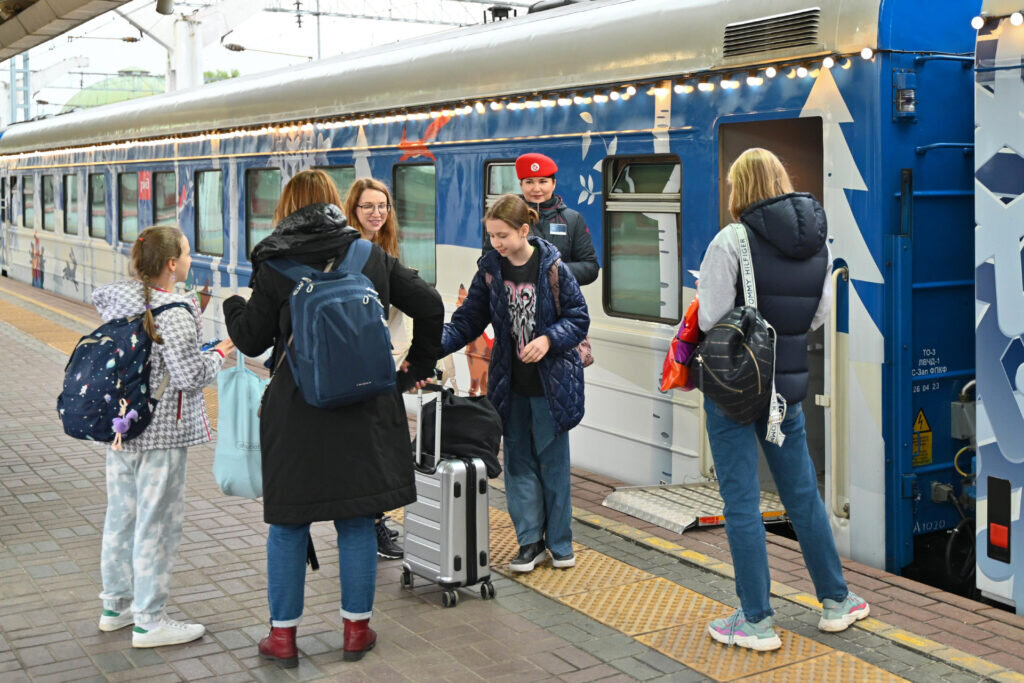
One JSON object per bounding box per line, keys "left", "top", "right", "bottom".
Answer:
{"left": 118, "top": 173, "right": 139, "bottom": 242}
{"left": 393, "top": 164, "right": 436, "bottom": 284}
{"left": 22, "top": 176, "right": 34, "bottom": 228}
{"left": 42, "top": 176, "right": 56, "bottom": 232}
{"left": 153, "top": 172, "right": 177, "bottom": 225}
{"left": 316, "top": 166, "right": 355, "bottom": 198}
{"left": 64, "top": 175, "right": 78, "bottom": 236}
{"left": 245, "top": 168, "right": 281, "bottom": 256}
{"left": 88, "top": 174, "right": 106, "bottom": 238}
{"left": 484, "top": 161, "right": 519, "bottom": 209}
{"left": 602, "top": 155, "right": 682, "bottom": 323}
{"left": 196, "top": 170, "right": 224, "bottom": 256}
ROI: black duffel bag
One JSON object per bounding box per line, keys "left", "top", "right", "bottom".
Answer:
{"left": 416, "top": 387, "right": 503, "bottom": 478}
{"left": 693, "top": 305, "right": 776, "bottom": 425}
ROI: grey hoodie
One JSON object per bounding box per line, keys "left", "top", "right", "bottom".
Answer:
{"left": 92, "top": 280, "right": 224, "bottom": 451}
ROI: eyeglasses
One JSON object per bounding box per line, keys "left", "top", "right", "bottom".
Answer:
{"left": 357, "top": 203, "right": 391, "bottom": 214}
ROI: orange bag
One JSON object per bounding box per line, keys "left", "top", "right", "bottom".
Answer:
{"left": 660, "top": 295, "right": 700, "bottom": 392}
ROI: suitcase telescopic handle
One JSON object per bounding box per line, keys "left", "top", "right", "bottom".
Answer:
{"left": 414, "top": 368, "right": 445, "bottom": 474}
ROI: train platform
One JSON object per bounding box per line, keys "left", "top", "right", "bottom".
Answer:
{"left": 1, "top": 276, "right": 1023, "bottom": 683}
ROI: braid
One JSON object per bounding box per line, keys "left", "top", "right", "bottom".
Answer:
{"left": 141, "top": 274, "right": 163, "bottom": 344}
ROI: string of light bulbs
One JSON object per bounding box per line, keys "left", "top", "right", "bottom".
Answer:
{"left": 3, "top": 48, "right": 882, "bottom": 162}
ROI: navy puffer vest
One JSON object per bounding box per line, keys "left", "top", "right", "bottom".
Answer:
{"left": 734, "top": 193, "right": 828, "bottom": 404}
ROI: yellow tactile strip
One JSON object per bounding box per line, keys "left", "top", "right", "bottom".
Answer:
{"left": 562, "top": 577, "right": 727, "bottom": 636}
{"left": 737, "top": 651, "right": 909, "bottom": 682}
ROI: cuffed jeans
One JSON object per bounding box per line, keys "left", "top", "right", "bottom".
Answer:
{"left": 704, "top": 399, "right": 848, "bottom": 623}
{"left": 267, "top": 517, "right": 376, "bottom": 627}
{"left": 503, "top": 393, "right": 573, "bottom": 557}
{"left": 99, "top": 446, "right": 188, "bottom": 623}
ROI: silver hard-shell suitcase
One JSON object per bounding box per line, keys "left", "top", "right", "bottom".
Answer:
{"left": 401, "top": 384, "right": 494, "bottom": 607}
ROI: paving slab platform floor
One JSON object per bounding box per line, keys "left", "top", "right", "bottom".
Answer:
{"left": 2, "top": 277, "right": 1023, "bottom": 682}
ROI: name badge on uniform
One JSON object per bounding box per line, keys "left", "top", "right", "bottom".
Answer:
{"left": 549, "top": 223, "right": 567, "bottom": 236}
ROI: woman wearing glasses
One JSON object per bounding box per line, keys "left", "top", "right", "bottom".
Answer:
{"left": 343, "top": 178, "right": 411, "bottom": 561}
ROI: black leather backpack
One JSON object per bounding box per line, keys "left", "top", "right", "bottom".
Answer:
{"left": 694, "top": 224, "right": 778, "bottom": 426}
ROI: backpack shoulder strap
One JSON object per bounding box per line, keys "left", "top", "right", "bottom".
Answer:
{"left": 547, "top": 260, "right": 562, "bottom": 316}
{"left": 731, "top": 223, "right": 758, "bottom": 309}
{"left": 338, "top": 238, "right": 372, "bottom": 274}
{"left": 265, "top": 258, "right": 316, "bottom": 283}
{"left": 150, "top": 301, "right": 190, "bottom": 316}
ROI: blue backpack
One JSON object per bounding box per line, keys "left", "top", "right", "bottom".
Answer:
{"left": 57, "top": 302, "right": 189, "bottom": 443}
{"left": 266, "top": 238, "right": 395, "bottom": 408}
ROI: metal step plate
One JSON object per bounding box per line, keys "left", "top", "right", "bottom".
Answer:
{"left": 602, "top": 481, "right": 787, "bottom": 534}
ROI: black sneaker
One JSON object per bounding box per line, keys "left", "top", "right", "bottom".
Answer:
{"left": 378, "top": 515, "right": 400, "bottom": 539}
{"left": 375, "top": 518, "right": 403, "bottom": 560}
{"left": 508, "top": 541, "right": 548, "bottom": 573}
{"left": 549, "top": 549, "right": 575, "bottom": 569}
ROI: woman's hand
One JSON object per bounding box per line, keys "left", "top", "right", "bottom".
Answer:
{"left": 399, "top": 359, "right": 429, "bottom": 392}
{"left": 520, "top": 335, "right": 551, "bottom": 363}
{"left": 215, "top": 338, "right": 236, "bottom": 356}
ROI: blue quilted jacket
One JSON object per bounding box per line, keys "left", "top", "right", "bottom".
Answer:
{"left": 442, "top": 237, "right": 589, "bottom": 434}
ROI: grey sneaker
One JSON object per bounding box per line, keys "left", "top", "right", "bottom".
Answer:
{"left": 708, "top": 609, "right": 781, "bottom": 651}
{"left": 819, "top": 593, "right": 870, "bottom": 632}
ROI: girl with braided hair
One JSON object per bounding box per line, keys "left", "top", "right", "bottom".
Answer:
{"left": 92, "top": 225, "right": 234, "bottom": 648}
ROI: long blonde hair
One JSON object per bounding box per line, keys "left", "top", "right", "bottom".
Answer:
{"left": 344, "top": 177, "right": 400, "bottom": 258}
{"left": 727, "top": 148, "right": 794, "bottom": 220}
{"left": 274, "top": 169, "right": 343, "bottom": 225}
{"left": 130, "top": 225, "right": 183, "bottom": 344}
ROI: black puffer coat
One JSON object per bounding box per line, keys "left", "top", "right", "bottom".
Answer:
{"left": 223, "top": 203, "right": 443, "bottom": 524}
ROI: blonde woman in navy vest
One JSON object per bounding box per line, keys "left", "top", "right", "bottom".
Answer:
{"left": 698, "top": 148, "right": 869, "bottom": 651}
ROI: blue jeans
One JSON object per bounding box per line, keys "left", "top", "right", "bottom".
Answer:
{"left": 503, "top": 393, "right": 573, "bottom": 557}
{"left": 267, "top": 517, "right": 376, "bottom": 626}
{"left": 704, "top": 400, "right": 847, "bottom": 623}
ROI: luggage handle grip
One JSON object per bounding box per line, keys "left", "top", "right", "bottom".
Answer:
{"left": 415, "top": 372, "right": 444, "bottom": 474}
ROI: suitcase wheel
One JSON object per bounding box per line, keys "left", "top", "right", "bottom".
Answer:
{"left": 480, "top": 581, "right": 495, "bottom": 600}
{"left": 401, "top": 567, "right": 413, "bottom": 589}
{"left": 442, "top": 590, "right": 459, "bottom": 608}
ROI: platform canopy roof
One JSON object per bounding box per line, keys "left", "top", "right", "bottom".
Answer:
{"left": 0, "top": 0, "right": 131, "bottom": 62}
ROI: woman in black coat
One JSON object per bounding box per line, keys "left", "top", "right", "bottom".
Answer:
{"left": 223, "top": 170, "right": 442, "bottom": 667}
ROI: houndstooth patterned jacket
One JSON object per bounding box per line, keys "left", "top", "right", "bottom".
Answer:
{"left": 92, "top": 280, "right": 224, "bottom": 451}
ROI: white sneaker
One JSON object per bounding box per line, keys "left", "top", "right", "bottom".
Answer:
{"left": 98, "top": 609, "right": 134, "bottom": 632}
{"left": 132, "top": 617, "right": 205, "bottom": 648}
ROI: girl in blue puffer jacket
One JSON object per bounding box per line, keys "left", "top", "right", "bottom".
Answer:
{"left": 442, "top": 193, "right": 589, "bottom": 573}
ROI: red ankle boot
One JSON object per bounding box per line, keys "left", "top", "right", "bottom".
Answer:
{"left": 343, "top": 618, "right": 376, "bottom": 661}
{"left": 258, "top": 626, "right": 298, "bottom": 668}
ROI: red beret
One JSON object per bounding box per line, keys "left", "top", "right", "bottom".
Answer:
{"left": 515, "top": 153, "right": 558, "bottom": 179}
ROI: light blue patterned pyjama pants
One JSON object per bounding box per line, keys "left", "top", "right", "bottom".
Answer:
{"left": 99, "top": 446, "right": 188, "bottom": 623}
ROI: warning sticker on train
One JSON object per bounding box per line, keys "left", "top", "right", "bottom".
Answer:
{"left": 912, "top": 409, "right": 933, "bottom": 467}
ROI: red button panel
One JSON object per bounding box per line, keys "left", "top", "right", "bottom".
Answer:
{"left": 990, "top": 522, "right": 1009, "bottom": 549}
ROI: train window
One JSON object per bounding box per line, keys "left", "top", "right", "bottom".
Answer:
{"left": 22, "top": 176, "right": 34, "bottom": 228}
{"left": 8, "top": 177, "right": 15, "bottom": 225}
{"left": 394, "top": 164, "right": 436, "bottom": 285}
{"left": 63, "top": 175, "right": 78, "bottom": 236}
{"left": 153, "top": 172, "right": 176, "bottom": 225}
{"left": 317, "top": 166, "right": 355, "bottom": 196}
{"left": 42, "top": 176, "right": 56, "bottom": 232}
{"left": 484, "top": 161, "right": 519, "bottom": 208}
{"left": 89, "top": 174, "right": 106, "bottom": 238}
{"left": 196, "top": 170, "right": 224, "bottom": 256}
{"left": 118, "top": 173, "right": 139, "bottom": 242}
{"left": 245, "top": 168, "right": 281, "bottom": 256}
{"left": 602, "top": 156, "right": 682, "bottom": 323}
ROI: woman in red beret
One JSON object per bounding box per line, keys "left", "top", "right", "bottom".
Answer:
{"left": 485, "top": 153, "right": 599, "bottom": 287}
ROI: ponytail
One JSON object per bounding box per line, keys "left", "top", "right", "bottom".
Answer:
{"left": 130, "top": 225, "right": 184, "bottom": 345}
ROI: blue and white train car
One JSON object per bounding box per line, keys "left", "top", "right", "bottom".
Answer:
{"left": 0, "top": 0, "right": 983, "bottom": 580}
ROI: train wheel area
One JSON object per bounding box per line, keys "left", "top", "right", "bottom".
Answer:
{"left": 1, "top": 276, "right": 1021, "bottom": 682}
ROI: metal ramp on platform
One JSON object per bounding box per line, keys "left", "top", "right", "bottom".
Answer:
{"left": 602, "top": 482, "right": 787, "bottom": 534}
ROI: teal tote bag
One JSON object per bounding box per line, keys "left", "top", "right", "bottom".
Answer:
{"left": 213, "top": 352, "right": 268, "bottom": 499}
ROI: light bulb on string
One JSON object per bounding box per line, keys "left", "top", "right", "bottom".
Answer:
{"left": 1011, "top": 12, "right": 1023, "bottom": 26}
{"left": 860, "top": 46, "right": 874, "bottom": 59}
{"left": 746, "top": 72, "right": 764, "bottom": 87}
{"left": 822, "top": 56, "right": 835, "bottom": 69}
{"left": 971, "top": 15, "right": 985, "bottom": 30}
{"left": 796, "top": 65, "right": 809, "bottom": 78}
{"left": 625, "top": 85, "right": 636, "bottom": 96}
{"left": 697, "top": 79, "right": 714, "bottom": 92}
{"left": 609, "top": 90, "right": 620, "bottom": 101}
{"left": 765, "top": 66, "right": 777, "bottom": 78}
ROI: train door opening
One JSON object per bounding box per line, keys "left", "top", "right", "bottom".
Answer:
{"left": 717, "top": 117, "right": 825, "bottom": 492}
